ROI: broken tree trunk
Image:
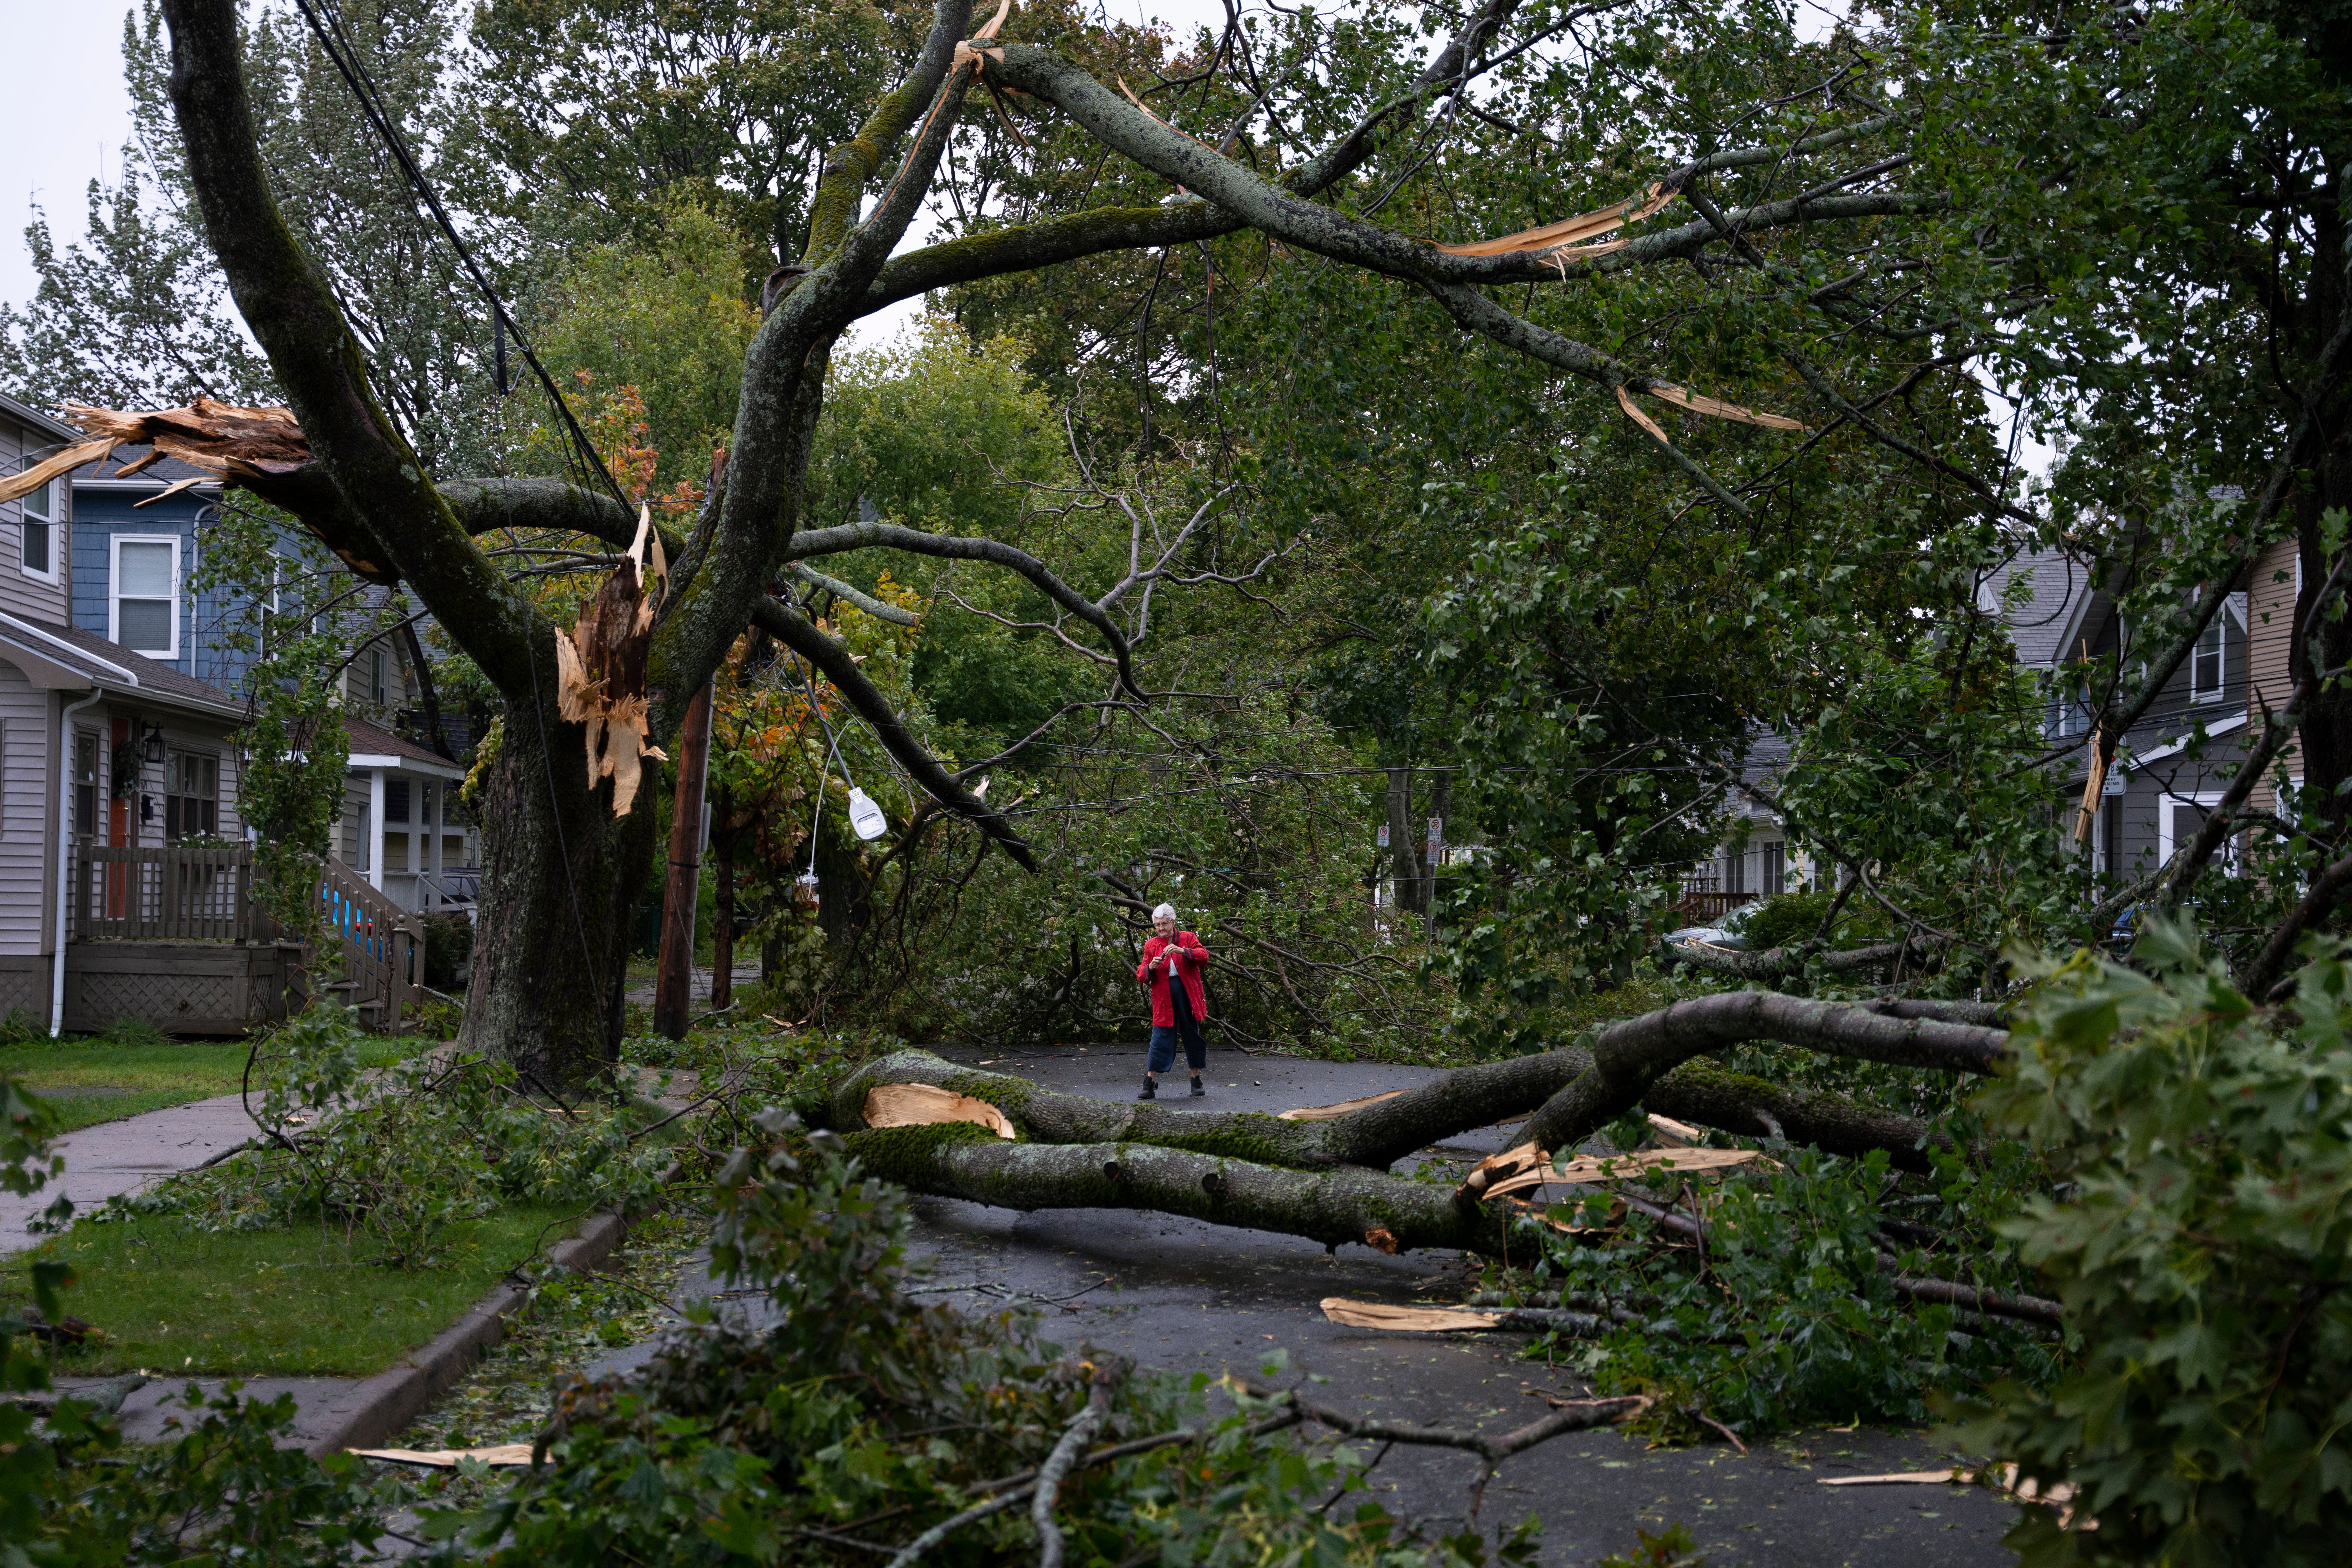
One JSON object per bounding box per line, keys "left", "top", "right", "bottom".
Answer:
{"left": 828, "top": 988, "right": 1996, "bottom": 1178}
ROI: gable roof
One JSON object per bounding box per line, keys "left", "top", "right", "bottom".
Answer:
{"left": 0, "top": 391, "right": 82, "bottom": 448}
{"left": 345, "top": 715, "right": 465, "bottom": 779}
{"left": 1977, "top": 546, "right": 2098, "bottom": 669}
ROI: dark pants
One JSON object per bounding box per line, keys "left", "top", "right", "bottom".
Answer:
{"left": 1148, "top": 983, "right": 1206, "bottom": 1073}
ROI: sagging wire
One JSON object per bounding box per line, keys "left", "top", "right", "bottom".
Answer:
{"left": 290, "top": 0, "right": 629, "bottom": 512}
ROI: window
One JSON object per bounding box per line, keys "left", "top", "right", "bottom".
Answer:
{"left": 73, "top": 733, "right": 97, "bottom": 840}
{"left": 1763, "top": 842, "right": 1785, "bottom": 896}
{"left": 368, "top": 646, "right": 388, "bottom": 706}
{"left": 164, "top": 752, "right": 218, "bottom": 840}
{"left": 1725, "top": 848, "right": 1746, "bottom": 896}
{"left": 2190, "top": 616, "right": 2227, "bottom": 702}
{"left": 111, "top": 537, "right": 179, "bottom": 657}
{"left": 17, "top": 475, "right": 55, "bottom": 580}
{"left": 385, "top": 778, "right": 410, "bottom": 824}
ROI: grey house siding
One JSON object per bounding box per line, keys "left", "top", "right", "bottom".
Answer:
{"left": 0, "top": 664, "right": 53, "bottom": 957}
{"left": 0, "top": 406, "right": 75, "bottom": 628}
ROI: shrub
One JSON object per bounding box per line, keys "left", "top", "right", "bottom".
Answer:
{"left": 420, "top": 912, "right": 476, "bottom": 992}
{"left": 106, "top": 1005, "right": 671, "bottom": 1266}
{"left": 97, "top": 1016, "right": 172, "bottom": 1049}
{"left": 1733, "top": 889, "right": 1838, "bottom": 952}
{"left": 1951, "top": 919, "right": 2352, "bottom": 1565}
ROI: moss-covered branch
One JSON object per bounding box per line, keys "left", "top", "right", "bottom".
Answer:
{"left": 844, "top": 1121, "right": 1511, "bottom": 1255}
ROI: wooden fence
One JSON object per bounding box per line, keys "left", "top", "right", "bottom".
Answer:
{"left": 71, "top": 843, "right": 256, "bottom": 942}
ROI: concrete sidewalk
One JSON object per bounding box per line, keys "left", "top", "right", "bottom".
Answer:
{"left": 1, "top": 1092, "right": 255, "bottom": 1253}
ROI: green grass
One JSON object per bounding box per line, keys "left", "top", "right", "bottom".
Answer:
{"left": 4, "top": 1205, "right": 580, "bottom": 1376}
{"left": 0, "top": 1034, "right": 421, "bottom": 1134}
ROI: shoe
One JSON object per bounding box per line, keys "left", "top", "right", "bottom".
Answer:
{"left": 1138, "top": 1077, "right": 1157, "bottom": 1100}
{"left": 1189, "top": 1075, "right": 1205, "bottom": 1097}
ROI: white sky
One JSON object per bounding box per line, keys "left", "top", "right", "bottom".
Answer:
{"left": 3, "top": 3, "right": 139, "bottom": 314}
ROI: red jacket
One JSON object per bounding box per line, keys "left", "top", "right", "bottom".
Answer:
{"left": 1137, "top": 931, "right": 1210, "bottom": 1025}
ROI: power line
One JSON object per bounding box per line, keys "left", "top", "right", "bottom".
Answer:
{"left": 290, "top": 0, "right": 630, "bottom": 511}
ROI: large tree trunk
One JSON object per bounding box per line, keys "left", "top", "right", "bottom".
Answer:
{"left": 825, "top": 993, "right": 2022, "bottom": 1276}
{"left": 462, "top": 688, "right": 659, "bottom": 1089}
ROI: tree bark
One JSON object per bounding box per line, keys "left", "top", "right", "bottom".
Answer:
{"left": 655, "top": 679, "right": 714, "bottom": 1039}
{"left": 461, "top": 683, "right": 657, "bottom": 1088}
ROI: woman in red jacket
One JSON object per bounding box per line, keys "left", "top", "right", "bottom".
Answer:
{"left": 1137, "top": 902, "right": 1209, "bottom": 1099}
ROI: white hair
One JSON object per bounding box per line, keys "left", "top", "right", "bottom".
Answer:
{"left": 1152, "top": 903, "right": 1177, "bottom": 921}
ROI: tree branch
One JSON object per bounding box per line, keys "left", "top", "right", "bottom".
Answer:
{"left": 787, "top": 518, "right": 1143, "bottom": 698}
{"left": 749, "top": 596, "right": 1038, "bottom": 871}
{"left": 159, "top": 0, "right": 542, "bottom": 689}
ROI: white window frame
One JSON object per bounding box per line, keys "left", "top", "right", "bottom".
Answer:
{"left": 2190, "top": 616, "right": 2228, "bottom": 703}
{"left": 15, "top": 475, "right": 58, "bottom": 584}
{"left": 110, "top": 534, "right": 182, "bottom": 659}
{"left": 2157, "top": 790, "right": 2237, "bottom": 877}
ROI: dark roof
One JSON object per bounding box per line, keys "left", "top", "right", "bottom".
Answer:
{"left": 1740, "top": 730, "right": 1791, "bottom": 784}
{"left": 70, "top": 443, "right": 220, "bottom": 489}
{"left": 24, "top": 619, "right": 242, "bottom": 712}
{"left": 0, "top": 390, "right": 82, "bottom": 446}
{"left": 1978, "top": 546, "right": 2095, "bottom": 668}
{"left": 344, "top": 715, "right": 460, "bottom": 770}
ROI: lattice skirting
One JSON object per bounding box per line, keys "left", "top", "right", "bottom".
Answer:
{"left": 0, "top": 967, "right": 44, "bottom": 1023}
{"left": 75, "top": 970, "right": 242, "bottom": 1029}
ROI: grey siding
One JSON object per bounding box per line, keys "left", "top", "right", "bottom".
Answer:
{"left": 0, "top": 667, "right": 52, "bottom": 957}
{"left": 0, "top": 416, "right": 72, "bottom": 627}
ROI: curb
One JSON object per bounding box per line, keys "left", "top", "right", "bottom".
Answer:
{"left": 300, "top": 1210, "right": 631, "bottom": 1460}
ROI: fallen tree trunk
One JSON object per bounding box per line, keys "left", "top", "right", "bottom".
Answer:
{"left": 842, "top": 1122, "right": 1514, "bottom": 1255}
{"left": 1521, "top": 991, "right": 2005, "bottom": 1154}
{"left": 832, "top": 1048, "right": 1956, "bottom": 1172}
{"left": 831, "top": 988, "right": 1996, "bottom": 1175}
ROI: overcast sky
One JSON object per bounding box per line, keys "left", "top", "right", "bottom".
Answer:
{"left": 4, "top": 4, "right": 139, "bottom": 312}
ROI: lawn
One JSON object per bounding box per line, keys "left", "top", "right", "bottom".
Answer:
{"left": 5, "top": 1205, "right": 580, "bottom": 1376}
{"left": 0, "top": 1033, "right": 420, "bottom": 1134}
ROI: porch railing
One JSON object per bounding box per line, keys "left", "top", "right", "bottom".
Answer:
{"left": 1673, "top": 889, "right": 1758, "bottom": 924}
{"left": 70, "top": 842, "right": 256, "bottom": 942}
{"left": 319, "top": 855, "right": 420, "bottom": 1033}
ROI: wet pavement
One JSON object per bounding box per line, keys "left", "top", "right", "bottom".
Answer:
{"left": 882, "top": 1041, "right": 2020, "bottom": 1567}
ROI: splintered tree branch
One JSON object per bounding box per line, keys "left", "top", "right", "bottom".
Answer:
{"left": 156, "top": 2, "right": 544, "bottom": 689}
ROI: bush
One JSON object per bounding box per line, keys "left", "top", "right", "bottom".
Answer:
{"left": 106, "top": 1005, "right": 671, "bottom": 1266}
{"left": 420, "top": 912, "right": 476, "bottom": 992}
{"left": 1733, "top": 889, "right": 1838, "bottom": 952}
{"left": 1952, "top": 919, "right": 2352, "bottom": 1565}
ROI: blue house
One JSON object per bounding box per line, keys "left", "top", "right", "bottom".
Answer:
{"left": 67, "top": 444, "right": 253, "bottom": 691}
{"left": 68, "top": 444, "right": 482, "bottom": 914}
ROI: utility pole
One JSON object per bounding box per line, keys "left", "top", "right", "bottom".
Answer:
{"left": 652, "top": 678, "right": 714, "bottom": 1039}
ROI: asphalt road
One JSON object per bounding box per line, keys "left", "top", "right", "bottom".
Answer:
{"left": 880, "top": 1041, "right": 2021, "bottom": 1568}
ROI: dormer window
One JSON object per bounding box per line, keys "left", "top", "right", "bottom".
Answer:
{"left": 17, "top": 475, "right": 55, "bottom": 581}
